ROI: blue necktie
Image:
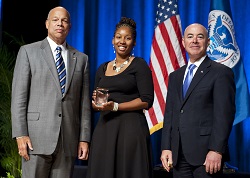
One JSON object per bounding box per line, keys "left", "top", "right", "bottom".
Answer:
{"left": 183, "top": 64, "right": 196, "bottom": 97}
{"left": 55, "top": 46, "right": 66, "bottom": 95}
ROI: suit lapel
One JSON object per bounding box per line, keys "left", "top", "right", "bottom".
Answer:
{"left": 183, "top": 57, "right": 211, "bottom": 100}
{"left": 64, "top": 45, "right": 77, "bottom": 97}
{"left": 41, "top": 40, "right": 78, "bottom": 97}
{"left": 40, "top": 39, "right": 62, "bottom": 94}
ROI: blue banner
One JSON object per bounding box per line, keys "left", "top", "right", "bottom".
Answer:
{"left": 207, "top": 0, "right": 250, "bottom": 125}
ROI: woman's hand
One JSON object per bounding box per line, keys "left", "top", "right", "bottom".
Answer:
{"left": 92, "top": 89, "right": 114, "bottom": 111}
{"left": 92, "top": 90, "right": 97, "bottom": 102}
{"left": 92, "top": 100, "right": 115, "bottom": 111}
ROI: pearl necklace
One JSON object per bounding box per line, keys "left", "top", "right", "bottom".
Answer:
{"left": 112, "top": 56, "right": 131, "bottom": 73}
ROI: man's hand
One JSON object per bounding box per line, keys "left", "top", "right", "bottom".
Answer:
{"left": 78, "top": 141, "right": 89, "bottom": 160}
{"left": 16, "top": 136, "right": 33, "bottom": 161}
{"left": 203, "top": 150, "right": 222, "bottom": 174}
{"left": 160, "top": 150, "right": 173, "bottom": 172}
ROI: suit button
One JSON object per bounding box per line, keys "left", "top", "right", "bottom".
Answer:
{"left": 59, "top": 114, "right": 62, "bottom": 117}
{"left": 180, "top": 110, "right": 184, "bottom": 113}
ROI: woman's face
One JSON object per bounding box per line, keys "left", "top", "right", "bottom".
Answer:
{"left": 112, "top": 26, "right": 136, "bottom": 58}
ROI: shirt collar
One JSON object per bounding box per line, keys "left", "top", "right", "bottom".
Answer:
{"left": 47, "top": 36, "right": 67, "bottom": 52}
{"left": 187, "top": 55, "right": 206, "bottom": 68}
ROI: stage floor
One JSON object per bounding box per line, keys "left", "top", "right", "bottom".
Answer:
{"left": 73, "top": 165, "right": 250, "bottom": 178}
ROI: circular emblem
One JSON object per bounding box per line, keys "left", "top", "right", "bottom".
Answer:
{"left": 207, "top": 10, "right": 240, "bottom": 68}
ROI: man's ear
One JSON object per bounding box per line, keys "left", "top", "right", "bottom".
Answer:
{"left": 45, "top": 20, "right": 49, "bottom": 29}
{"left": 182, "top": 38, "right": 185, "bottom": 48}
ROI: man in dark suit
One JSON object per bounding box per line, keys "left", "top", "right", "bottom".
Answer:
{"left": 11, "top": 6, "right": 91, "bottom": 178}
{"left": 160, "top": 23, "right": 235, "bottom": 178}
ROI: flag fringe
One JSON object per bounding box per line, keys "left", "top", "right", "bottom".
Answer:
{"left": 149, "top": 122, "right": 163, "bottom": 135}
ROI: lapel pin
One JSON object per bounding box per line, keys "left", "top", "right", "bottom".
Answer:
{"left": 201, "top": 71, "right": 203, "bottom": 73}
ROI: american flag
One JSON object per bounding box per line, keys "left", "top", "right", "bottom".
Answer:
{"left": 145, "top": 0, "right": 186, "bottom": 134}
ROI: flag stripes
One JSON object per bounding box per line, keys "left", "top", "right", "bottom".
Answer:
{"left": 146, "top": 0, "right": 186, "bottom": 134}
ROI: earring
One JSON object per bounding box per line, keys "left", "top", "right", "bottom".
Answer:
{"left": 113, "top": 45, "right": 115, "bottom": 54}
{"left": 132, "top": 48, "right": 135, "bottom": 56}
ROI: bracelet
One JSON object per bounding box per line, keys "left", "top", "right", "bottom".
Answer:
{"left": 16, "top": 136, "right": 23, "bottom": 140}
{"left": 112, "top": 102, "right": 119, "bottom": 112}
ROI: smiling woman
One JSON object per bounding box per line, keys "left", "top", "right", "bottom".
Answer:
{"left": 86, "top": 17, "right": 154, "bottom": 178}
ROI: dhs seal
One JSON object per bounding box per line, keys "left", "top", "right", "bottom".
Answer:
{"left": 207, "top": 10, "right": 240, "bottom": 68}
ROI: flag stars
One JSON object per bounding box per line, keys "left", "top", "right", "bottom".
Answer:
{"left": 156, "top": 0, "right": 179, "bottom": 24}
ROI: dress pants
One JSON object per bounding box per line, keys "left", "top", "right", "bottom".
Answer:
{"left": 173, "top": 144, "right": 223, "bottom": 178}
{"left": 22, "top": 134, "right": 75, "bottom": 178}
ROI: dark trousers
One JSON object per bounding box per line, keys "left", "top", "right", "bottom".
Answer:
{"left": 173, "top": 145, "right": 223, "bottom": 178}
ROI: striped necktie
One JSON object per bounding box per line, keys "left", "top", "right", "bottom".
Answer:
{"left": 55, "top": 46, "right": 66, "bottom": 95}
{"left": 183, "top": 64, "right": 196, "bottom": 98}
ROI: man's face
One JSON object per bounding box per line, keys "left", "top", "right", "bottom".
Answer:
{"left": 182, "top": 24, "right": 209, "bottom": 62}
{"left": 46, "top": 7, "right": 71, "bottom": 45}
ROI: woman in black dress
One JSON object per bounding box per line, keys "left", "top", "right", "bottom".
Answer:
{"left": 87, "top": 17, "right": 154, "bottom": 178}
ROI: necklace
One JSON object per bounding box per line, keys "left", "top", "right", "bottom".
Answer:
{"left": 112, "top": 56, "right": 131, "bottom": 73}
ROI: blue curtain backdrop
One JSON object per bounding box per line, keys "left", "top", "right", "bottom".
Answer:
{"left": 61, "top": 0, "right": 250, "bottom": 172}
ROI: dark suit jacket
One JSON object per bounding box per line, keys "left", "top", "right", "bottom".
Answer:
{"left": 11, "top": 38, "right": 91, "bottom": 157}
{"left": 161, "top": 56, "right": 235, "bottom": 166}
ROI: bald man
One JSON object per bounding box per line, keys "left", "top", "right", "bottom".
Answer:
{"left": 11, "top": 6, "right": 91, "bottom": 178}
{"left": 160, "top": 23, "right": 235, "bottom": 178}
